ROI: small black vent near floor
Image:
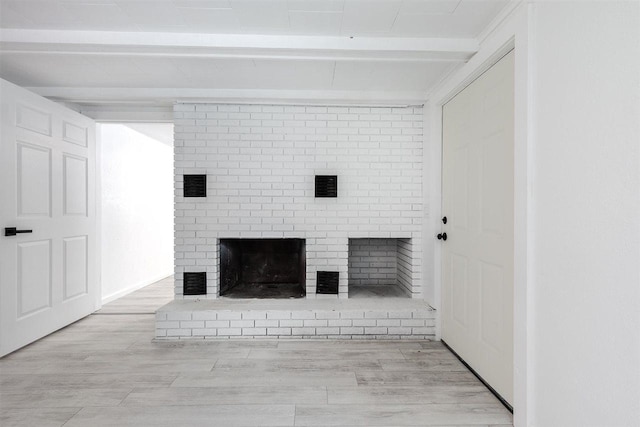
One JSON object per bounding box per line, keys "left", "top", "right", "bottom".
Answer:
{"left": 317, "top": 271, "right": 339, "bottom": 294}
{"left": 184, "top": 174, "right": 207, "bottom": 197}
{"left": 315, "top": 175, "right": 337, "bottom": 198}
{"left": 183, "top": 272, "right": 207, "bottom": 295}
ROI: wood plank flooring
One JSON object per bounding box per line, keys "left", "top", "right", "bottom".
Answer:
{"left": 0, "top": 276, "right": 513, "bottom": 426}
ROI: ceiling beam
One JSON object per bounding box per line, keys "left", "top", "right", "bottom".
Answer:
{"left": 30, "top": 87, "right": 428, "bottom": 108}
{"left": 76, "top": 105, "right": 174, "bottom": 123}
{"left": 0, "top": 29, "right": 478, "bottom": 62}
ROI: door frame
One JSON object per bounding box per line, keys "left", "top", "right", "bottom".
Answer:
{"left": 425, "top": 3, "right": 533, "bottom": 426}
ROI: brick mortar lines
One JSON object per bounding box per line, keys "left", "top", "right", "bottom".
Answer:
{"left": 156, "top": 309, "right": 436, "bottom": 339}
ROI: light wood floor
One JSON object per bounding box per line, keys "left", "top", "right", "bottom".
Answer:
{"left": 0, "top": 276, "right": 513, "bottom": 427}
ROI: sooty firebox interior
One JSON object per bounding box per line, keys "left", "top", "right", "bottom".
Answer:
{"left": 220, "top": 239, "right": 306, "bottom": 298}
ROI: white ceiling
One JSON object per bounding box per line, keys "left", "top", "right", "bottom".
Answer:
{"left": 1, "top": 0, "right": 508, "bottom": 37}
{"left": 0, "top": 0, "right": 512, "bottom": 111}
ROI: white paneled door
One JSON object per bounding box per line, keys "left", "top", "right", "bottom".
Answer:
{"left": 441, "top": 51, "right": 515, "bottom": 404}
{"left": 0, "top": 79, "right": 98, "bottom": 357}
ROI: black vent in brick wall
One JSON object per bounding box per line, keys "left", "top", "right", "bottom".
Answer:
{"left": 184, "top": 174, "right": 207, "bottom": 197}
{"left": 316, "top": 271, "right": 339, "bottom": 294}
{"left": 315, "top": 175, "right": 337, "bottom": 198}
{"left": 183, "top": 272, "right": 207, "bottom": 295}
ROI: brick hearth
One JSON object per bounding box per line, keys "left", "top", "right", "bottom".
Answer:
{"left": 156, "top": 298, "right": 435, "bottom": 340}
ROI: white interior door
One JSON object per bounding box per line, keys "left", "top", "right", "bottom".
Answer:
{"left": 0, "top": 79, "right": 99, "bottom": 357}
{"left": 441, "top": 50, "right": 515, "bottom": 404}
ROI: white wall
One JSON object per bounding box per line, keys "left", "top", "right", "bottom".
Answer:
{"left": 530, "top": 2, "right": 640, "bottom": 426}
{"left": 428, "top": 1, "right": 640, "bottom": 425}
{"left": 100, "top": 124, "right": 174, "bottom": 303}
{"left": 426, "top": 8, "right": 532, "bottom": 408}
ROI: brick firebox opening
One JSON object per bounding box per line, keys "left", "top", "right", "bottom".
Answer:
{"left": 220, "top": 238, "right": 306, "bottom": 298}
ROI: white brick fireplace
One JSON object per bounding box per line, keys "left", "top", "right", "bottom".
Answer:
{"left": 159, "top": 102, "right": 434, "bottom": 340}
{"left": 174, "top": 103, "right": 424, "bottom": 300}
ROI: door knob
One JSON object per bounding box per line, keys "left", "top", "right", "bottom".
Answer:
{"left": 4, "top": 227, "right": 33, "bottom": 237}
{"left": 442, "top": 216, "right": 447, "bottom": 224}
{"left": 437, "top": 232, "right": 447, "bottom": 241}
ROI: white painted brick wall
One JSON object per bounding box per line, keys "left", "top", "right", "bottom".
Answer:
{"left": 156, "top": 307, "right": 436, "bottom": 340}
{"left": 174, "top": 104, "right": 423, "bottom": 299}
{"left": 397, "top": 238, "right": 415, "bottom": 295}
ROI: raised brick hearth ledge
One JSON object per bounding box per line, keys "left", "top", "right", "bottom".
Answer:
{"left": 156, "top": 299, "right": 435, "bottom": 340}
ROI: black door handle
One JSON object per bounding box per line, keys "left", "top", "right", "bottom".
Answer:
{"left": 5, "top": 227, "right": 33, "bottom": 237}
{"left": 437, "top": 232, "right": 447, "bottom": 241}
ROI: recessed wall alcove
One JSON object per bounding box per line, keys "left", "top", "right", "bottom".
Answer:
{"left": 348, "top": 238, "right": 412, "bottom": 298}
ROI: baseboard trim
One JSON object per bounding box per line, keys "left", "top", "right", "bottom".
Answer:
{"left": 441, "top": 339, "right": 513, "bottom": 413}
{"left": 101, "top": 271, "right": 173, "bottom": 305}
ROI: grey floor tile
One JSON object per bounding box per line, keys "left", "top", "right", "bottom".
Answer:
{"left": 0, "top": 388, "right": 130, "bottom": 409}
{"left": 0, "top": 407, "right": 80, "bottom": 427}
{"left": 64, "top": 405, "right": 295, "bottom": 426}
{"left": 294, "top": 404, "right": 512, "bottom": 426}
{"left": 122, "top": 386, "right": 327, "bottom": 406}
{"left": 172, "top": 371, "right": 357, "bottom": 387}
{"left": 327, "top": 385, "right": 500, "bottom": 405}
